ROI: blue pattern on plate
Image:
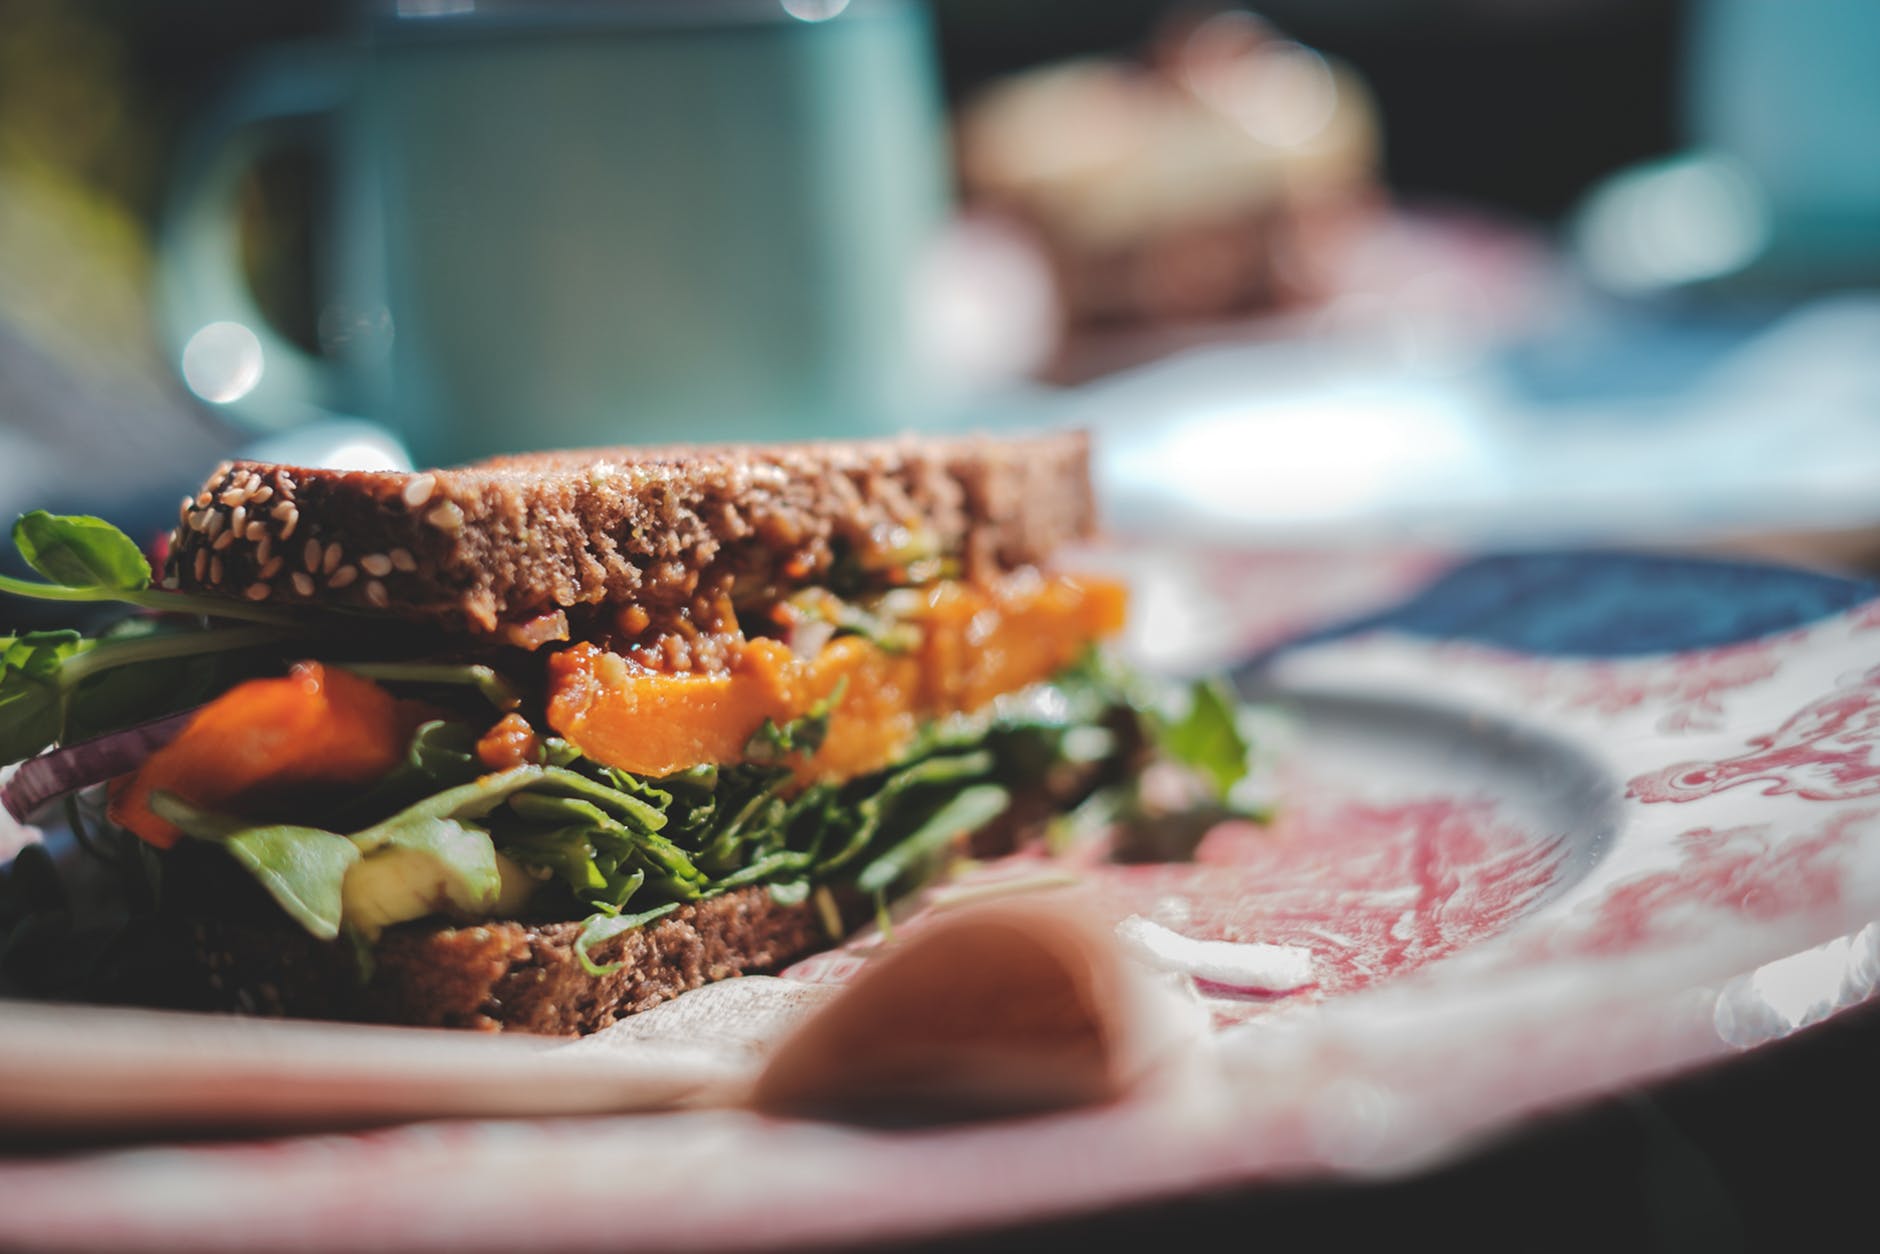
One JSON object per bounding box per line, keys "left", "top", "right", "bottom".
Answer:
{"left": 1279, "top": 551, "right": 1876, "bottom": 658}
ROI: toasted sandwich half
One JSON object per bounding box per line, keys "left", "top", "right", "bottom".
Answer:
{"left": 1, "top": 431, "right": 1248, "bottom": 1035}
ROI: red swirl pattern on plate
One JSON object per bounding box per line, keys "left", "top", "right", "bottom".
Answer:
{"left": 1629, "top": 664, "right": 1880, "bottom": 803}
{"left": 1116, "top": 798, "right": 1568, "bottom": 1020}
{"left": 789, "top": 795, "right": 1572, "bottom": 1028}
{"left": 1507, "top": 809, "right": 1873, "bottom": 964}
{"left": 1437, "top": 632, "right": 1800, "bottom": 733}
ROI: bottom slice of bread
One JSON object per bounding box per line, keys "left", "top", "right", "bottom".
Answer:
{"left": 188, "top": 886, "right": 830, "bottom": 1035}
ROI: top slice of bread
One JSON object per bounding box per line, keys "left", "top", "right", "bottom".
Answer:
{"left": 166, "top": 430, "right": 1096, "bottom": 634}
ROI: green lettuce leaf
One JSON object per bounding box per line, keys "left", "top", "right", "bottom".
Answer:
{"left": 221, "top": 825, "right": 361, "bottom": 941}
{"left": 12, "top": 512, "right": 151, "bottom": 592}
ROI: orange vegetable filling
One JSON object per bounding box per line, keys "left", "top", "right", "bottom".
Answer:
{"left": 108, "top": 573, "right": 1127, "bottom": 850}
{"left": 111, "top": 662, "right": 409, "bottom": 849}
{"left": 476, "top": 712, "right": 543, "bottom": 770}
{"left": 545, "top": 572, "right": 1128, "bottom": 782}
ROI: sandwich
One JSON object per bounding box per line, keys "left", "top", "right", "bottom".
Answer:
{"left": 0, "top": 431, "right": 1258, "bottom": 1034}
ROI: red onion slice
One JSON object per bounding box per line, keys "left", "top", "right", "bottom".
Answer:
{"left": 1, "top": 710, "right": 198, "bottom": 823}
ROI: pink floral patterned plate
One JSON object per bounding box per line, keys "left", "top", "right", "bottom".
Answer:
{"left": 5, "top": 548, "right": 1879, "bottom": 1252}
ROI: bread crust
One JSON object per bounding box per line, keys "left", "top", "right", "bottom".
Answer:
{"left": 189, "top": 886, "right": 831, "bottom": 1035}
{"left": 166, "top": 431, "right": 1096, "bottom": 633}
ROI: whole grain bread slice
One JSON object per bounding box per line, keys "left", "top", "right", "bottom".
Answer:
{"left": 166, "top": 430, "right": 1095, "bottom": 634}
{"left": 188, "top": 886, "right": 833, "bottom": 1035}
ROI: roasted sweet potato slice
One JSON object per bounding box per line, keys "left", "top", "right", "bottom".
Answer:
{"left": 110, "top": 663, "right": 405, "bottom": 848}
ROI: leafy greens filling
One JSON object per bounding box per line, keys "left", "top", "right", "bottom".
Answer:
{"left": 139, "top": 665, "right": 1150, "bottom": 973}
{"left": 1, "top": 513, "right": 1275, "bottom": 981}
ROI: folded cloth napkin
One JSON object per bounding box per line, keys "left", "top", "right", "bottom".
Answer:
{"left": 752, "top": 899, "right": 1212, "bottom": 1119}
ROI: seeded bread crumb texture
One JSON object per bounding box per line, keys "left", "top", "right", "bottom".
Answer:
{"left": 191, "top": 887, "right": 829, "bottom": 1035}
{"left": 166, "top": 431, "right": 1096, "bottom": 633}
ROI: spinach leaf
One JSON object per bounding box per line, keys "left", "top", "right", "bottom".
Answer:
{"left": 767, "top": 879, "right": 812, "bottom": 907}
{"left": 507, "top": 790, "right": 703, "bottom": 892}
{"left": 317, "top": 720, "right": 486, "bottom": 833}
{"left": 0, "top": 621, "right": 299, "bottom": 762}
{"left": 4, "top": 629, "right": 87, "bottom": 679}
{"left": 62, "top": 620, "right": 282, "bottom": 744}
{"left": 407, "top": 720, "right": 483, "bottom": 782}
{"left": 501, "top": 827, "right": 612, "bottom": 895}
{"left": 706, "top": 849, "right": 814, "bottom": 894}
{"left": 815, "top": 749, "right": 994, "bottom": 876}
{"left": 694, "top": 768, "right": 792, "bottom": 871}
{"left": 540, "top": 737, "right": 586, "bottom": 769}
{"left": 0, "top": 512, "right": 301, "bottom": 625}
{"left": 504, "top": 792, "right": 607, "bottom": 829}
{"left": 603, "top": 866, "right": 648, "bottom": 909}
{"left": 12, "top": 512, "right": 151, "bottom": 592}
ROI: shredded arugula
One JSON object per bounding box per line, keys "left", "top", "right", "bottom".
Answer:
{"left": 853, "top": 783, "right": 1010, "bottom": 897}
{"left": 103, "top": 697, "right": 1050, "bottom": 974}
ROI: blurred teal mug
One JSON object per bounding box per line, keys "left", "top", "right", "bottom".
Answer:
{"left": 158, "top": 0, "right": 949, "bottom": 466}
{"left": 1686, "top": 0, "right": 1880, "bottom": 284}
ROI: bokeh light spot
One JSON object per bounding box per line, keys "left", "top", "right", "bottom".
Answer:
{"left": 181, "top": 320, "right": 264, "bottom": 404}
{"left": 781, "top": 0, "right": 849, "bottom": 22}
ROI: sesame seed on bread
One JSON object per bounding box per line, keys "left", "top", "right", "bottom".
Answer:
{"left": 164, "top": 431, "right": 1097, "bottom": 634}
